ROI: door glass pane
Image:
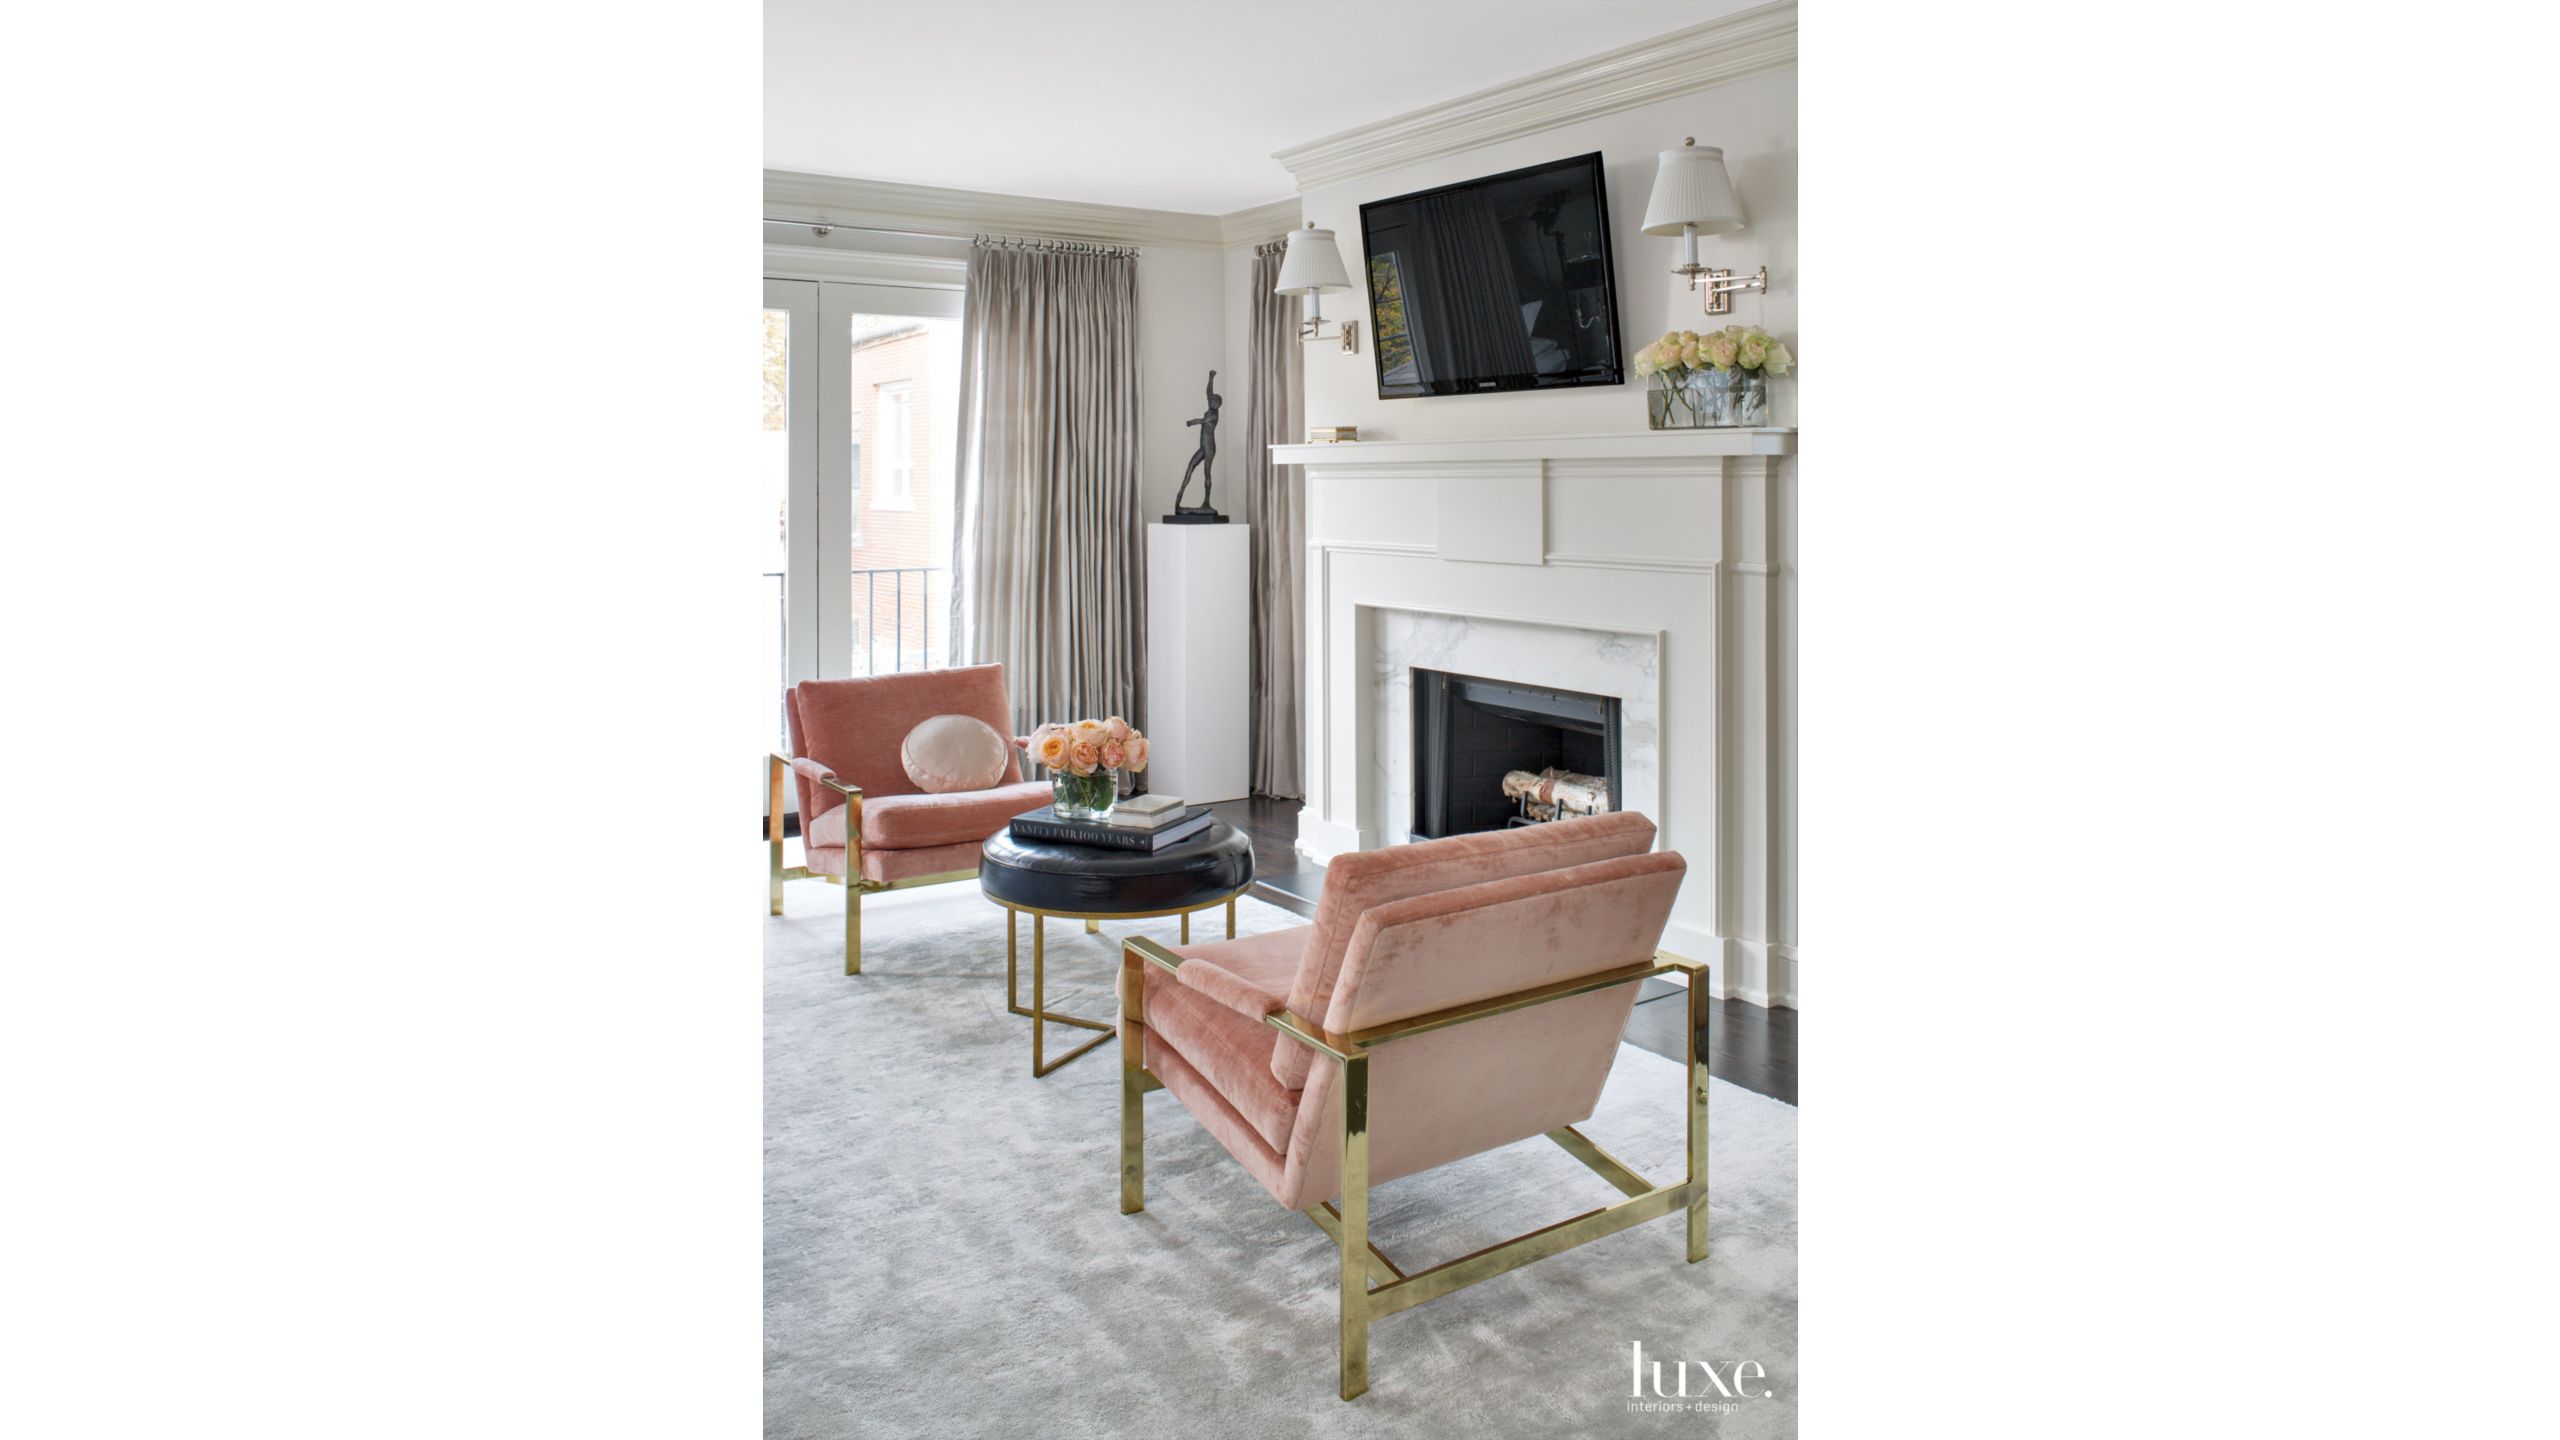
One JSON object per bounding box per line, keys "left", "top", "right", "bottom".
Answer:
{"left": 846, "top": 313, "right": 960, "bottom": 675}
{"left": 763, "top": 305, "right": 791, "bottom": 744}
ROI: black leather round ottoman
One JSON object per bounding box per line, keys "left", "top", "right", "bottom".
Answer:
{"left": 979, "top": 820, "right": 1254, "bottom": 1078}
{"left": 978, "top": 821, "right": 1253, "bottom": 918}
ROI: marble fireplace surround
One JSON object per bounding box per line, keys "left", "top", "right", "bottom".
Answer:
{"left": 1272, "top": 430, "right": 1797, "bottom": 1008}
{"left": 1371, "top": 608, "right": 1662, "bottom": 851}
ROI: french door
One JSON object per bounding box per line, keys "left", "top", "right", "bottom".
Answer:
{"left": 763, "top": 275, "right": 964, "bottom": 812}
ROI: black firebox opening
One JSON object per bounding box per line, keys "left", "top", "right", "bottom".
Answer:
{"left": 1411, "top": 668, "right": 1623, "bottom": 840}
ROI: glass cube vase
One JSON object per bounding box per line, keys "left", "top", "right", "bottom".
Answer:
{"left": 1050, "top": 770, "right": 1118, "bottom": 820}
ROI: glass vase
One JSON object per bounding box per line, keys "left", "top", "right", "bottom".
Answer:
{"left": 1731, "top": 368, "right": 1771, "bottom": 426}
{"left": 1645, "top": 367, "right": 1769, "bottom": 428}
{"left": 1051, "top": 770, "right": 1118, "bottom": 820}
{"left": 1646, "top": 371, "right": 1706, "bottom": 429}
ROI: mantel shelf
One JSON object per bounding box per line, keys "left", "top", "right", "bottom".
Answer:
{"left": 1271, "top": 428, "right": 1794, "bottom": 468}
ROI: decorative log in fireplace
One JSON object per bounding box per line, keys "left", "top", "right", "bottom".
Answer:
{"left": 1502, "top": 766, "right": 1611, "bottom": 824}
{"left": 1411, "top": 669, "right": 1622, "bottom": 840}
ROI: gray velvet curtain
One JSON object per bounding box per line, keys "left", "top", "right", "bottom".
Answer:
{"left": 949, "top": 240, "right": 1146, "bottom": 736}
{"left": 1243, "top": 241, "right": 1305, "bottom": 799}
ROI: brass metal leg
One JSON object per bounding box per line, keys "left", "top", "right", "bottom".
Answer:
{"left": 1226, "top": 896, "right": 1237, "bottom": 939}
{"left": 1687, "top": 966, "right": 1711, "bottom": 1263}
{"left": 1120, "top": 944, "right": 1146, "bottom": 1214}
{"left": 1085, "top": 918, "right": 1100, "bottom": 935}
{"left": 1033, "top": 912, "right": 1045, "bottom": 1073}
{"left": 1180, "top": 910, "right": 1190, "bottom": 944}
{"left": 1007, "top": 908, "right": 1023, "bottom": 1015}
{"left": 1338, "top": 1050, "right": 1372, "bottom": 1400}
{"left": 844, "top": 885, "right": 862, "bottom": 976}
{"left": 767, "top": 757, "right": 785, "bottom": 916}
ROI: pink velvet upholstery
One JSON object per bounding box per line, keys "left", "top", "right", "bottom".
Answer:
{"left": 1146, "top": 1035, "right": 1291, "bottom": 1199}
{"left": 1267, "top": 812, "right": 1659, "bottom": 1088}
{"left": 804, "top": 781, "right": 1051, "bottom": 851}
{"left": 785, "top": 665, "right": 1024, "bottom": 845}
{"left": 1157, "top": 924, "right": 1306, "bottom": 1021}
{"left": 1133, "top": 817, "right": 1687, "bottom": 1213}
{"left": 1143, "top": 981, "right": 1303, "bottom": 1153}
{"left": 799, "top": 839, "right": 997, "bottom": 884}
{"left": 1134, "top": 925, "right": 1311, "bottom": 1153}
{"left": 1274, "top": 849, "right": 1686, "bottom": 1211}
{"left": 864, "top": 839, "right": 986, "bottom": 883}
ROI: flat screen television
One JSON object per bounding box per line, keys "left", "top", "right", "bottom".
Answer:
{"left": 1358, "top": 152, "right": 1624, "bottom": 399}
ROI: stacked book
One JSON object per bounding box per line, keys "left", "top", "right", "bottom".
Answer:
{"left": 1009, "top": 794, "right": 1214, "bottom": 852}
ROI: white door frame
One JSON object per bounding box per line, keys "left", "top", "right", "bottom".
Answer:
{"left": 765, "top": 279, "right": 820, "bottom": 711}
{"left": 815, "top": 280, "right": 964, "bottom": 680}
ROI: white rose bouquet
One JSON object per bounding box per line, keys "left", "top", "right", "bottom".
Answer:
{"left": 1637, "top": 325, "right": 1791, "bottom": 428}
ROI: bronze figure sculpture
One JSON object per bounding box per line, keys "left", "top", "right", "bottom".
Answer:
{"left": 1165, "top": 370, "right": 1228, "bottom": 523}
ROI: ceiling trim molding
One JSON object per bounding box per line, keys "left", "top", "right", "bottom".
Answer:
{"left": 763, "top": 169, "right": 1236, "bottom": 247}
{"left": 1217, "top": 197, "right": 1303, "bottom": 248}
{"left": 759, "top": 244, "right": 969, "bottom": 290}
{"left": 1269, "top": 1, "right": 1797, "bottom": 193}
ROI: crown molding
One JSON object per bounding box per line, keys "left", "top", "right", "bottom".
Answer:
{"left": 758, "top": 244, "right": 968, "bottom": 290}
{"left": 763, "top": 169, "right": 1233, "bottom": 248}
{"left": 1269, "top": 0, "right": 1797, "bottom": 193}
{"left": 1218, "top": 197, "right": 1303, "bottom": 248}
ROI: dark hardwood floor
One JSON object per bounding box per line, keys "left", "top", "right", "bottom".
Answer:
{"left": 1209, "top": 795, "right": 1796, "bottom": 1107}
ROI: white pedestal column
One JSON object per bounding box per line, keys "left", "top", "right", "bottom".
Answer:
{"left": 1146, "top": 522, "right": 1250, "bottom": 803}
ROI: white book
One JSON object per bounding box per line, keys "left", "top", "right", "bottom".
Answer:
{"left": 1099, "top": 800, "right": 1194, "bottom": 830}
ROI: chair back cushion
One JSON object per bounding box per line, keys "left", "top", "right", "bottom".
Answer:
{"left": 1269, "top": 812, "right": 1657, "bottom": 1088}
{"left": 786, "top": 665, "right": 1020, "bottom": 834}
{"left": 1273, "top": 848, "right": 1687, "bottom": 1210}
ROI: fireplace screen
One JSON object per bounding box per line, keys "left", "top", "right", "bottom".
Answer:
{"left": 1411, "top": 669, "right": 1623, "bottom": 840}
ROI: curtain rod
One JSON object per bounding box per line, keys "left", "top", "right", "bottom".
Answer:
{"left": 763, "top": 217, "right": 1139, "bottom": 256}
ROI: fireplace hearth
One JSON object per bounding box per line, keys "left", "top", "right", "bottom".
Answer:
{"left": 1411, "top": 669, "right": 1623, "bottom": 840}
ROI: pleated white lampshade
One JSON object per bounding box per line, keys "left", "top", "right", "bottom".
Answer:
{"left": 1641, "top": 139, "right": 1746, "bottom": 237}
{"left": 1274, "top": 223, "right": 1352, "bottom": 295}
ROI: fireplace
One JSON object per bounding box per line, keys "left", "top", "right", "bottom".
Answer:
{"left": 1411, "top": 669, "right": 1623, "bottom": 840}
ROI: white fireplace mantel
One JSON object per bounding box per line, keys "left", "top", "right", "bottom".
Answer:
{"left": 1272, "top": 427, "right": 1795, "bottom": 468}
{"left": 1279, "top": 428, "right": 1797, "bottom": 1008}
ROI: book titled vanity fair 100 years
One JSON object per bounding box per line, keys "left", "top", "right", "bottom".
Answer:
{"left": 1008, "top": 802, "right": 1212, "bottom": 852}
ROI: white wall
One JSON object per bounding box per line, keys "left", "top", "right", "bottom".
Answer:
{"left": 1296, "top": 65, "right": 1796, "bottom": 441}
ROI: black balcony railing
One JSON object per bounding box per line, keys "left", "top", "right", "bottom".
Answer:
{"left": 855, "top": 565, "right": 944, "bottom": 676}
{"left": 765, "top": 567, "right": 951, "bottom": 716}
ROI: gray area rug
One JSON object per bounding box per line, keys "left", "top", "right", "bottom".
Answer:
{"left": 767, "top": 880, "right": 1799, "bottom": 1437}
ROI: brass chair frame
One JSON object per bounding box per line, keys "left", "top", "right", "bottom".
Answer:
{"left": 767, "top": 752, "right": 979, "bottom": 975}
{"left": 1119, "top": 935, "right": 1709, "bottom": 1400}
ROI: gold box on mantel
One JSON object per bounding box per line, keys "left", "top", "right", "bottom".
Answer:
{"left": 1307, "top": 425, "right": 1359, "bottom": 444}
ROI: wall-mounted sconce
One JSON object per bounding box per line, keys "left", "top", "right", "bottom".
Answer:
{"left": 1275, "top": 222, "right": 1360, "bottom": 353}
{"left": 1642, "top": 138, "right": 1767, "bottom": 316}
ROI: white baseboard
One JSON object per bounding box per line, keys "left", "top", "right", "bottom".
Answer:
{"left": 1718, "top": 936, "right": 1800, "bottom": 1010}
{"left": 1294, "top": 811, "right": 1371, "bottom": 865}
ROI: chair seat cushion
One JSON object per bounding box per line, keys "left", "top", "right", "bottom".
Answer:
{"left": 802, "top": 840, "right": 985, "bottom": 884}
{"left": 1143, "top": 937, "right": 1308, "bottom": 1155}
{"left": 805, "top": 781, "right": 1051, "bottom": 851}
{"left": 1163, "top": 924, "right": 1306, "bottom": 1019}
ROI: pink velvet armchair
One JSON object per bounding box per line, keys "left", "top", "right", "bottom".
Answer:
{"left": 1116, "top": 812, "right": 1700, "bottom": 1399}
{"left": 767, "top": 664, "right": 1049, "bottom": 974}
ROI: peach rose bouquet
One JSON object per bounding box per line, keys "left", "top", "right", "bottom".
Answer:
{"left": 1018, "top": 714, "right": 1150, "bottom": 819}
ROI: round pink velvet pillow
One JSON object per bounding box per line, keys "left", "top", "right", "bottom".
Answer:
{"left": 900, "top": 714, "right": 1010, "bottom": 793}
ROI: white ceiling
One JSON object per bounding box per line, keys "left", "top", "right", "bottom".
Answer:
{"left": 765, "top": 0, "right": 1759, "bottom": 215}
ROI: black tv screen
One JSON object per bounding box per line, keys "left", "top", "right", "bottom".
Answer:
{"left": 1358, "top": 152, "right": 1624, "bottom": 399}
